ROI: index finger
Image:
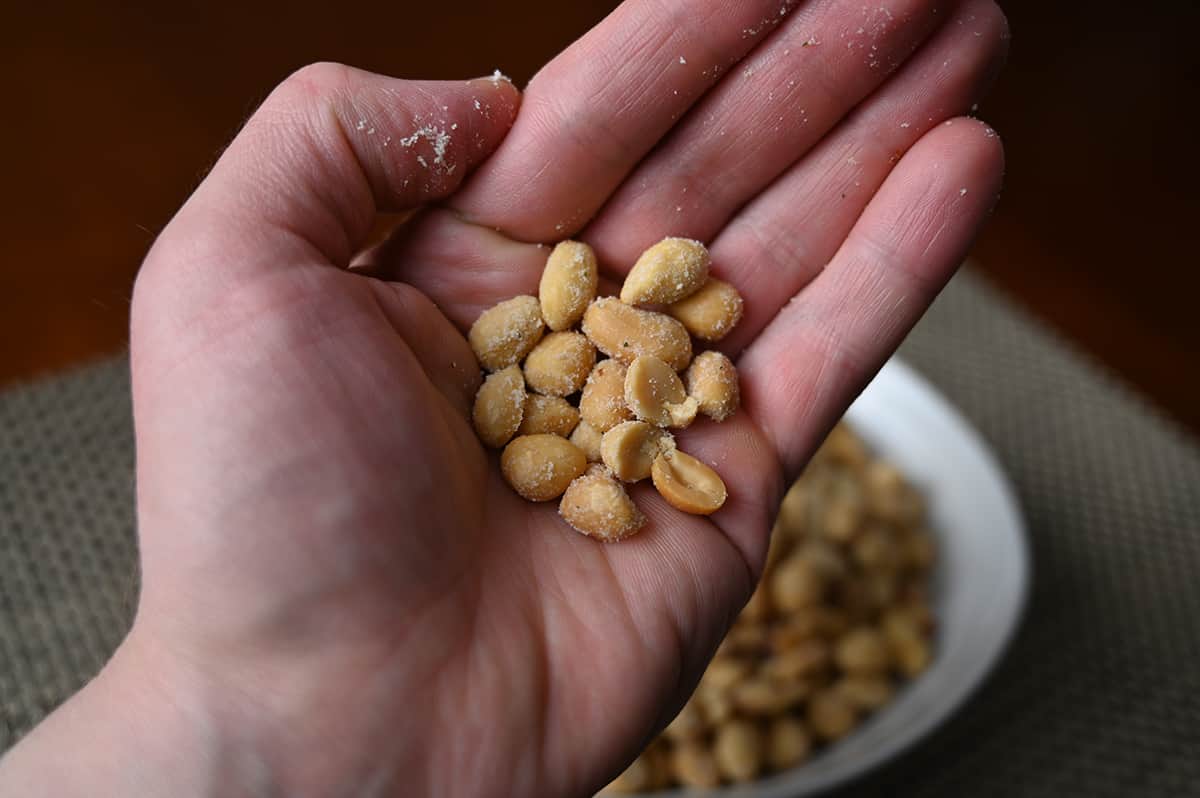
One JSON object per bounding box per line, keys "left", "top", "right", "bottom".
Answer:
{"left": 450, "top": 0, "right": 801, "bottom": 241}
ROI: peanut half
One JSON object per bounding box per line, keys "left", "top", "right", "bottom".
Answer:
{"left": 471, "top": 365, "right": 525, "bottom": 448}
{"left": 685, "top": 350, "right": 740, "bottom": 421}
{"left": 650, "top": 449, "right": 727, "bottom": 515}
{"left": 620, "top": 237, "right": 710, "bottom": 305}
{"left": 568, "top": 420, "right": 604, "bottom": 462}
{"left": 539, "top": 240, "right": 598, "bottom": 331}
{"left": 468, "top": 295, "right": 545, "bottom": 371}
{"left": 667, "top": 277, "right": 744, "bottom": 341}
{"left": 582, "top": 297, "right": 692, "bottom": 371}
{"left": 579, "top": 358, "right": 633, "bottom": 433}
{"left": 559, "top": 464, "right": 645, "bottom": 541}
{"left": 600, "top": 420, "right": 676, "bottom": 482}
{"left": 523, "top": 331, "right": 596, "bottom": 397}
{"left": 500, "top": 434, "right": 587, "bottom": 501}
{"left": 517, "top": 394, "right": 580, "bottom": 438}
{"left": 625, "top": 355, "right": 700, "bottom": 429}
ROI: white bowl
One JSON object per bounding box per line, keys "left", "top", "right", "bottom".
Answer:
{"left": 648, "top": 357, "right": 1031, "bottom": 797}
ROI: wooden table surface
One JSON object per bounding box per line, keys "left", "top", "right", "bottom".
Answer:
{"left": 4, "top": 0, "right": 1198, "bottom": 433}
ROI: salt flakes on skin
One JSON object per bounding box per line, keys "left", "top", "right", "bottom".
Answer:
{"left": 679, "top": 56, "right": 687, "bottom": 65}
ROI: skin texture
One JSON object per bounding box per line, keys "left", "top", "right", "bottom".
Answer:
{"left": 0, "top": 0, "right": 1007, "bottom": 796}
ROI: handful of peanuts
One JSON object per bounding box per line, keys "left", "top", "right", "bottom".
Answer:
{"left": 469, "top": 237, "right": 744, "bottom": 540}
{"left": 604, "top": 424, "right": 936, "bottom": 792}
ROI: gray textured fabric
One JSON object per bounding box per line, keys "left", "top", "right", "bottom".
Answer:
{"left": 2, "top": 268, "right": 1199, "bottom": 795}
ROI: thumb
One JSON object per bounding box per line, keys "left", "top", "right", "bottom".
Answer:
{"left": 146, "top": 62, "right": 520, "bottom": 282}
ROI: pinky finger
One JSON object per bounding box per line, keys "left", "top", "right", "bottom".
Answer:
{"left": 738, "top": 118, "right": 1004, "bottom": 475}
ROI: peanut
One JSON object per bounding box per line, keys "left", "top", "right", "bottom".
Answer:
{"left": 600, "top": 420, "right": 675, "bottom": 482}
{"left": 770, "top": 555, "right": 826, "bottom": 612}
{"left": 538, "top": 240, "right": 598, "bottom": 331}
{"left": 582, "top": 297, "right": 692, "bottom": 371}
{"left": 662, "top": 701, "right": 706, "bottom": 743}
{"left": 621, "top": 237, "right": 710, "bottom": 305}
{"left": 650, "top": 449, "right": 727, "bottom": 515}
{"left": 713, "top": 720, "right": 762, "bottom": 783}
{"left": 578, "top": 359, "right": 632, "bottom": 433}
{"left": 471, "top": 365, "right": 526, "bottom": 449}
{"left": 833, "top": 675, "right": 894, "bottom": 711}
{"left": 500, "top": 435, "right": 586, "bottom": 502}
{"left": 517, "top": 394, "right": 579, "bottom": 438}
{"left": 559, "top": 464, "right": 645, "bottom": 541}
{"left": 522, "top": 331, "right": 595, "bottom": 397}
{"left": 603, "top": 751, "right": 653, "bottom": 793}
{"left": 731, "top": 677, "right": 808, "bottom": 715}
{"left": 625, "top": 355, "right": 699, "bottom": 429}
{"left": 766, "top": 716, "right": 812, "bottom": 771}
{"left": 684, "top": 350, "right": 740, "bottom": 421}
{"left": 667, "top": 277, "right": 744, "bottom": 341}
{"left": 833, "top": 627, "right": 891, "bottom": 675}
{"left": 468, "top": 295, "right": 544, "bottom": 371}
{"left": 670, "top": 740, "right": 722, "bottom": 789}
{"left": 807, "top": 688, "right": 859, "bottom": 742}
{"left": 568, "top": 420, "right": 603, "bottom": 462}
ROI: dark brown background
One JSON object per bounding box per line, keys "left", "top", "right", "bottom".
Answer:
{"left": 4, "top": 0, "right": 1198, "bottom": 431}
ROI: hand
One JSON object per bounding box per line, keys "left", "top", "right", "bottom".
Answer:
{"left": 0, "top": 0, "right": 1006, "bottom": 795}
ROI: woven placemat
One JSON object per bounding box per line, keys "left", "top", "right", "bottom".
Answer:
{"left": 2, "top": 268, "right": 1199, "bottom": 795}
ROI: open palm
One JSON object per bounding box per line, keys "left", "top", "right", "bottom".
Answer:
{"left": 8, "top": 1, "right": 1008, "bottom": 796}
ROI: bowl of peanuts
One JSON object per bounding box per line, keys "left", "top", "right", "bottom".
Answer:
{"left": 464, "top": 237, "right": 1028, "bottom": 796}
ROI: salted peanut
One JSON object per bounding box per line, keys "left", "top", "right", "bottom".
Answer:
{"left": 651, "top": 449, "right": 727, "bottom": 515}
{"left": 807, "top": 688, "right": 859, "bottom": 742}
{"left": 775, "top": 476, "right": 812, "bottom": 536}
{"left": 701, "top": 657, "right": 752, "bottom": 692}
{"left": 834, "top": 675, "right": 894, "bottom": 711}
{"left": 621, "top": 237, "right": 710, "bottom": 305}
{"left": 670, "top": 739, "right": 722, "bottom": 789}
{"left": 767, "top": 716, "right": 812, "bottom": 771}
{"left": 793, "top": 539, "right": 848, "bottom": 582}
{"left": 579, "top": 359, "right": 633, "bottom": 433}
{"left": 603, "top": 751, "right": 653, "bottom": 793}
{"left": 715, "top": 623, "right": 769, "bottom": 659}
{"left": 864, "top": 460, "right": 924, "bottom": 525}
{"left": 813, "top": 423, "right": 870, "bottom": 470}
{"left": 762, "top": 640, "right": 830, "bottom": 682}
{"left": 684, "top": 350, "right": 740, "bottom": 421}
{"left": 834, "top": 627, "right": 891, "bottom": 675}
{"left": 731, "top": 676, "right": 808, "bottom": 715}
{"left": 900, "top": 527, "right": 937, "bottom": 571}
{"left": 538, "top": 240, "right": 598, "bottom": 331}
{"left": 667, "top": 277, "right": 744, "bottom": 341}
{"left": 568, "top": 421, "right": 603, "bottom": 462}
{"left": 471, "top": 366, "right": 526, "bottom": 448}
{"left": 500, "top": 435, "right": 587, "bottom": 502}
{"left": 769, "top": 555, "right": 826, "bottom": 612}
{"left": 582, "top": 297, "right": 692, "bottom": 370}
{"left": 517, "top": 394, "right": 579, "bottom": 438}
{"left": 468, "top": 295, "right": 544, "bottom": 371}
{"left": 662, "top": 701, "right": 706, "bottom": 743}
{"left": 889, "top": 630, "right": 932, "bottom": 677}
{"left": 713, "top": 719, "right": 763, "bottom": 783}
{"left": 559, "top": 464, "right": 645, "bottom": 541}
{"left": 693, "top": 683, "right": 735, "bottom": 726}
{"left": 852, "top": 526, "right": 902, "bottom": 572}
{"left": 739, "top": 580, "right": 772, "bottom": 623}
{"left": 882, "top": 605, "right": 933, "bottom": 640}
{"left": 820, "top": 475, "right": 866, "bottom": 543}
{"left": 600, "top": 421, "right": 676, "bottom": 482}
{"left": 625, "top": 356, "right": 699, "bottom": 428}
{"left": 523, "top": 331, "right": 596, "bottom": 397}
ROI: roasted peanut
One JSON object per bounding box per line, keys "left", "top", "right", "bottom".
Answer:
{"left": 500, "top": 435, "right": 587, "bottom": 502}
{"left": 762, "top": 640, "right": 830, "bottom": 682}
{"left": 471, "top": 365, "right": 525, "bottom": 448}
{"left": 731, "top": 676, "right": 808, "bottom": 715}
{"left": 701, "top": 657, "right": 752, "bottom": 692}
{"left": 739, "top": 580, "right": 773, "bottom": 623}
{"left": 651, "top": 449, "right": 727, "bottom": 515}
{"left": 662, "top": 701, "right": 706, "bottom": 743}
{"left": 864, "top": 460, "right": 924, "bottom": 525}
{"left": 814, "top": 424, "right": 870, "bottom": 470}
{"left": 600, "top": 421, "right": 675, "bottom": 482}
{"left": 559, "top": 464, "right": 645, "bottom": 541}
{"left": 684, "top": 350, "right": 740, "bottom": 421}
{"left": 625, "top": 355, "right": 699, "bottom": 429}
{"left": 770, "top": 555, "right": 826, "bottom": 612}
{"left": 603, "top": 751, "right": 653, "bottom": 793}
{"left": 670, "top": 740, "right": 722, "bottom": 789}
{"left": 693, "top": 684, "right": 735, "bottom": 726}
{"left": 621, "top": 237, "right": 710, "bottom": 305}
{"left": 468, "top": 295, "right": 544, "bottom": 371}
{"left": 889, "top": 630, "right": 932, "bottom": 677}
{"left": 852, "top": 526, "right": 902, "bottom": 572}
{"left": 766, "top": 716, "right": 812, "bottom": 771}
{"left": 579, "top": 359, "right": 633, "bottom": 433}
{"left": 582, "top": 297, "right": 692, "bottom": 370}
{"left": 667, "top": 277, "right": 744, "bottom": 341}
{"left": 807, "top": 688, "right": 859, "bottom": 742}
{"left": 568, "top": 420, "right": 603, "bottom": 462}
{"left": 522, "top": 331, "right": 595, "bottom": 397}
{"left": 517, "top": 394, "right": 579, "bottom": 437}
{"left": 713, "top": 720, "right": 763, "bottom": 783}
{"left": 833, "top": 675, "right": 894, "bottom": 711}
{"left": 834, "top": 627, "right": 891, "bottom": 675}
{"left": 820, "top": 474, "right": 866, "bottom": 542}
{"left": 538, "top": 240, "right": 598, "bottom": 331}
